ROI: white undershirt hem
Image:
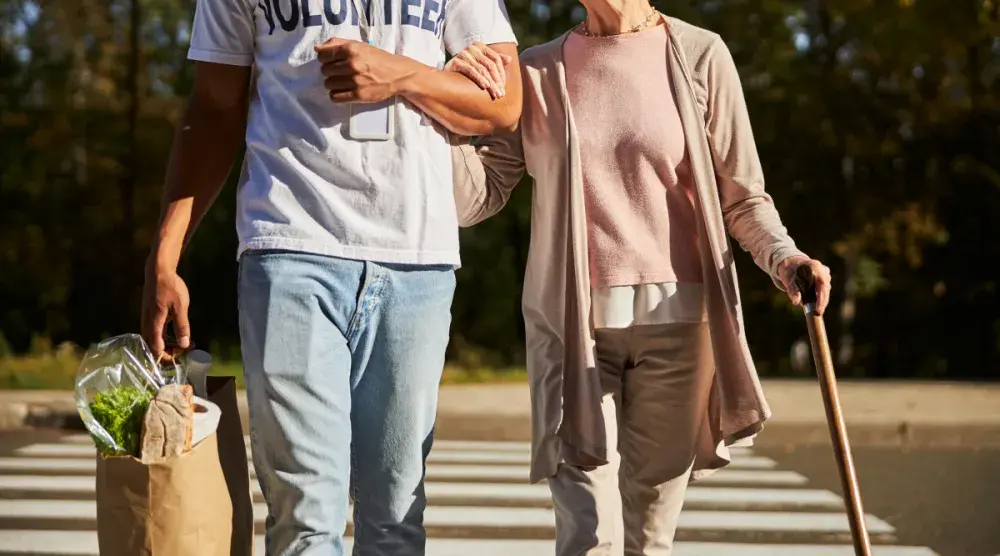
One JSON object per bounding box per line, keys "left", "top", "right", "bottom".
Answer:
{"left": 591, "top": 282, "right": 706, "bottom": 329}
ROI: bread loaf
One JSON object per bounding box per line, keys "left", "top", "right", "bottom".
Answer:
{"left": 140, "top": 384, "right": 194, "bottom": 463}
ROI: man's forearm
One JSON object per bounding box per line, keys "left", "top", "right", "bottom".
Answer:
{"left": 395, "top": 45, "right": 522, "bottom": 137}
{"left": 147, "top": 100, "right": 246, "bottom": 274}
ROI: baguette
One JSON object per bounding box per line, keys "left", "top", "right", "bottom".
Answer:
{"left": 140, "top": 384, "right": 194, "bottom": 463}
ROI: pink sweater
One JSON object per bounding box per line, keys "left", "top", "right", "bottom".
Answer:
{"left": 565, "top": 25, "right": 702, "bottom": 288}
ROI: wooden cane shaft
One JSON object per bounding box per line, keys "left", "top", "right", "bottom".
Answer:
{"left": 805, "top": 313, "right": 873, "bottom": 556}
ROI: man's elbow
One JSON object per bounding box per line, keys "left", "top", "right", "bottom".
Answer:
{"left": 494, "top": 116, "right": 519, "bottom": 134}
{"left": 463, "top": 114, "right": 517, "bottom": 137}
{"left": 452, "top": 93, "right": 522, "bottom": 136}
{"left": 484, "top": 102, "right": 521, "bottom": 134}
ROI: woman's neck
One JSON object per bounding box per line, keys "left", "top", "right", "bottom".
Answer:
{"left": 581, "top": 0, "right": 656, "bottom": 36}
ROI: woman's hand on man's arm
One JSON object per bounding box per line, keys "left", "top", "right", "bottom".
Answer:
{"left": 445, "top": 42, "right": 513, "bottom": 101}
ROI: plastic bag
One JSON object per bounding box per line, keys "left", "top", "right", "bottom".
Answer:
{"left": 74, "top": 334, "right": 187, "bottom": 457}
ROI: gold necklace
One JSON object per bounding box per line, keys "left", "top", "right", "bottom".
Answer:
{"left": 577, "top": 9, "right": 660, "bottom": 38}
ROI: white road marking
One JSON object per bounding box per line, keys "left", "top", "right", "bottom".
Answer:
{"left": 0, "top": 457, "right": 803, "bottom": 485}
{"left": 17, "top": 443, "right": 257, "bottom": 459}
{"left": 65, "top": 435, "right": 545, "bottom": 454}
{"left": 670, "top": 544, "right": 938, "bottom": 556}
{"left": 0, "top": 499, "right": 894, "bottom": 534}
{"left": 683, "top": 486, "right": 842, "bottom": 508}
{"left": 68, "top": 435, "right": 759, "bottom": 458}
{"left": 0, "top": 458, "right": 93, "bottom": 472}
{"left": 19, "top": 443, "right": 776, "bottom": 470}
{"left": 0, "top": 531, "right": 939, "bottom": 556}
{"left": 426, "top": 451, "right": 776, "bottom": 469}
{"left": 0, "top": 475, "right": 841, "bottom": 509}
{"left": 0, "top": 475, "right": 93, "bottom": 492}
{"left": 428, "top": 466, "right": 807, "bottom": 485}
{"left": 696, "top": 469, "right": 809, "bottom": 485}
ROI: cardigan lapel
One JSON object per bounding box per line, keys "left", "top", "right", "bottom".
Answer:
{"left": 546, "top": 34, "right": 610, "bottom": 469}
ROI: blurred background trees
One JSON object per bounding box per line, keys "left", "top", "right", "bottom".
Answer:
{"left": 2, "top": 0, "right": 998, "bottom": 379}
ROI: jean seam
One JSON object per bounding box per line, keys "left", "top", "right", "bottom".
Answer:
{"left": 367, "top": 267, "right": 389, "bottom": 317}
{"left": 346, "top": 262, "right": 375, "bottom": 340}
{"left": 350, "top": 267, "right": 391, "bottom": 549}
{"left": 350, "top": 445, "right": 361, "bottom": 543}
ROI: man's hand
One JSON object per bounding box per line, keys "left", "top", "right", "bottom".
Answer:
{"left": 141, "top": 267, "right": 192, "bottom": 362}
{"left": 778, "top": 256, "right": 832, "bottom": 315}
{"left": 315, "top": 38, "right": 417, "bottom": 103}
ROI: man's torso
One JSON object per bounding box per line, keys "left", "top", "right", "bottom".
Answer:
{"left": 237, "top": 0, "right": 460, "bottom": 265}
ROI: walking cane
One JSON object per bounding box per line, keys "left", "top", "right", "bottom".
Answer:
{"left": 794, "top": 265, "right": 873, "bottom": 556}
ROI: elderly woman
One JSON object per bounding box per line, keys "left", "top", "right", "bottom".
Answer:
{"left": 447, "top": 1, "right": 832, "bottom": 554}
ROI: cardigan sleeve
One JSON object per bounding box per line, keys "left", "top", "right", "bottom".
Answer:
{"left": 703, "top": 37, "right": 807, "bottom": 289}
{"left": 451, "top": 125, "right": 527, "bottom": 227}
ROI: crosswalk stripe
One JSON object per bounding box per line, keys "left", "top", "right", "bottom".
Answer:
{"left": 64, "top": 434, "right": 539, "bottom": 453}
{"left": 64, "top": 435, "right": 758, "bottom": 458}
{"left": 0, "top": 458, "right": 91, "bottom": 472}
{"left": 14, "top": 443, "right": 777, "bottom": 469}
{"left": 0, "top": 531, "right": 939, "bottom": 556}
{"left": 0, "top": 474, "right": 843, "bottom": 509}
{"left": 0, "top": 458, "right": 804, "bottom": 485}
{"left": 0, "top": 498, "right": 895, "bottom": 533}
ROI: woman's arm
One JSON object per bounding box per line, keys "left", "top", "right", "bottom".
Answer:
{"left": 451, "top": 127, "right": 526, "bottom": 227}
{"left": 705, "top": 38, "right": 831, "bottom": 312}
{"left": 704, "top": 38, "right": 803, "bottom": 280}
{"left": 447, "top": 45, "right": 528, "bottom": 226}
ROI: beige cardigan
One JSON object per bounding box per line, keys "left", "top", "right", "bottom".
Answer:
{"left": 451, "top": 16, "right": 807, "bottom": 483}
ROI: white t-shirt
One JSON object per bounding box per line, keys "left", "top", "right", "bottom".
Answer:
{"left": 188, "top": 0, "right": 517, "bottom": 266}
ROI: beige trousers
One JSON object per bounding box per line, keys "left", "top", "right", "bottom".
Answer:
{"left": 548, "top": 323, "right": 714, "bottom": 556}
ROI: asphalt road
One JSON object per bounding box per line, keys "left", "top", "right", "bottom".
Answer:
{"left": 752, "top": 438, "right": 1000, "bottom": 556}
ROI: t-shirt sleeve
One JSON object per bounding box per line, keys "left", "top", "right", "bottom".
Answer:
{"left": 442, "top": 0, "right": 518, "bottom": 56}
{"left": 187, "top": 0, "right": 256, "bottom": 66}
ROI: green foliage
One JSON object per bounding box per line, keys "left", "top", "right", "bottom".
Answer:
{"left": 0, "top": 343, "right": 524, "bottom": 389}
{"left": 89, "top": 386, "right": 154, "bottom": 457}
{"left": 0, "top": 342, "right": 80, "bottom": 389}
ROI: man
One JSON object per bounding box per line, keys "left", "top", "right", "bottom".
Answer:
{"left": 140, "top": 0, "right": 521, "bottom": 553}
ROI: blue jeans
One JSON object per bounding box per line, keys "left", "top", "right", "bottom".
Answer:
{"left": 238, "top": 251, "right": 456, "bottom": 556}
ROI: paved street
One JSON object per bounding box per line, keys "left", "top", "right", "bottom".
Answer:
{"left": 0, "top": 430, "right": 949, "bottom": 555}
{"left": 753, "top": 441, "right": 1000, "bottom": 556}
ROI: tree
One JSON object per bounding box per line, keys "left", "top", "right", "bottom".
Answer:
{"left": 1, "top": 0, "right": 997, "bottom": 379}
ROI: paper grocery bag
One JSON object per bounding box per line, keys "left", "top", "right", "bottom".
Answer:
{"left": 95, "top": 376, "right": 253, "bottom": 556}
{"left": 96, "top": 431, "right": 232, "bottom": 555}
{"left": 207, "top": 375, "right": 255, "bottom": 556}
